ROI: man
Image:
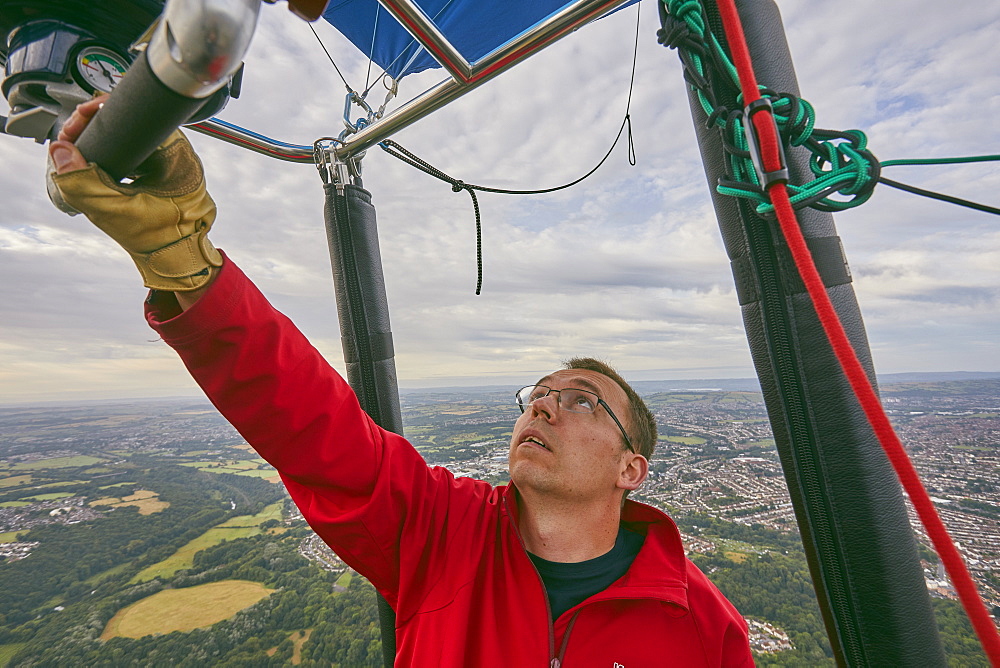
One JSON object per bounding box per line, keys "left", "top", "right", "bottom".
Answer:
{"left": 48, "top": 98, "right": 753, "bottom": 666}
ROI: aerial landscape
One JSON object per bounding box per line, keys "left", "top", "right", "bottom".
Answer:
{"left": 1, "top": 375, "right": 997, "bottom": 666}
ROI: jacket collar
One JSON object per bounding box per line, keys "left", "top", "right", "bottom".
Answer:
{"left": 499, "top": 483, "right": 690, "bottom": 612}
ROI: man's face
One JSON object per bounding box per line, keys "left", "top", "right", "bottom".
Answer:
{"left": 508, "top": 369, "right": 643, "bottom": 503}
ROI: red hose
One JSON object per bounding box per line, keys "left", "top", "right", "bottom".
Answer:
{"left": 713, "top": 0, "right": 1000, "bottom": 662}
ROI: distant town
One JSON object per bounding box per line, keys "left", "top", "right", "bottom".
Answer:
{"left": 436, "top": 379, "right": 1000, "bottom": 609}
{"left": 1, "top": 375, "right": 998, "bottom": 663}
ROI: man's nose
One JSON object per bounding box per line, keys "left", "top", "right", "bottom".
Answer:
{"left": 530, "top": 392, "right": 559, "bottom": 420}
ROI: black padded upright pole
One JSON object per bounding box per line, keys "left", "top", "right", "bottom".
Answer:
{"left": 322, "top": 181, "right": 400, "bottom": 667}
{"left": 681, "top": 0, "right": 946, "bottom": 664}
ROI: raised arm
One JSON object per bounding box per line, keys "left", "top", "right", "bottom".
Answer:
{"left": 46, "top": 101, "right": 491, "bottom": 605}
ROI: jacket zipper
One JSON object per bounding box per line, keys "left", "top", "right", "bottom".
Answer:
{"left": 503, "top": 495, "right": 558, "bottom": 664}
{"left": 551, "top": 611, "right": 580, "bottom": 668}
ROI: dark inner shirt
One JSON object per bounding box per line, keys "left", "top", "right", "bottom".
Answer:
{"left": 528, "top": 526, "right": 645, "bottom": 620}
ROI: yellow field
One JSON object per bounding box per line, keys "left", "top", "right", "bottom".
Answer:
{"left": 725, "top": 551, "right": 749, "bottom": 563}
{"left": 100, "top": 580, "right": 274, "bottom": 639}
{"left": 266, "top": 628, "right": 313, "bottom": 664}
{"left": 131, "top": 501, "right": 284, "bottom": 582}
{"left": 89, "top": 490, "right": 170, "bottom": 515}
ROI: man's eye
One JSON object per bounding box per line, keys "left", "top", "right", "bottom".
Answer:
{"left": 571, "top": 394, "right": 594, "bottom": 410}
{"left": 529, "top": 388, "right": 547, "bottom": 401}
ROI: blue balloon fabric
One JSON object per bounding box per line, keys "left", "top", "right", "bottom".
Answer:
{"left": 322, "top": 0, "right": 639, "bottom": 80}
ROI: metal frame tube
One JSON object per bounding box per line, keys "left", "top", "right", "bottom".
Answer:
{"left": 339, "top": 0, "right": 633, "bottom": 158}
{"left": 377, "top": 0, "right": 472, "bottom": 81}
{"left": 190, "top": 117, "right": 315, "bottom": 162}
{"left": 194, "top": 0, "right": 634, "bottom": 162}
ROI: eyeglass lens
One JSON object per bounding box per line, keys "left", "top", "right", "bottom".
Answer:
{"left": 519, "top": 385, "right": 597, "bottom": 413}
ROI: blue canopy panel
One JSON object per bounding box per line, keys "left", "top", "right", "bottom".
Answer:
{"left": 322, "top": 0, "right": 639, "bottom": 80}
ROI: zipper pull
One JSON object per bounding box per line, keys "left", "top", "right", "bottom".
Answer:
{"left": 550, "top": 659, "right": 561, "bottom": 668}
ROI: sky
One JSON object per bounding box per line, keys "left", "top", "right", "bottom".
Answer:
{"left": 0, "top": 0, "right": 998, "bottom": 404}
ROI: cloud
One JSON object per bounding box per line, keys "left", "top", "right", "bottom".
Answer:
{"left": 0, "top": 0, "right": 998, "bottom": 401}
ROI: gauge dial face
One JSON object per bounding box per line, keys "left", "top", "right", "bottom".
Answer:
{"left": 75, "top": 47, "right": 128, "bottom": 93}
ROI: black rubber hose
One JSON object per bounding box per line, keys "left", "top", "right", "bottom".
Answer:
{"left": 75, "top": 49, "right": 206, "bottom": 181}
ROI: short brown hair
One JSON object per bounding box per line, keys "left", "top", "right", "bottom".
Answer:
{"left": 561, "top": 357, "right": 657, "bottom": 461}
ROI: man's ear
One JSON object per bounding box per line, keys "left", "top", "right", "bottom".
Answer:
{"left": 617, "top": 453, "right": 648, "bottom": 491}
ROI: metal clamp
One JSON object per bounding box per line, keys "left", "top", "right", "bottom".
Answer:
{"left": 314, "top": 137, "right": 361, "bottom": 192}
{"left": 743, "top": 97, "right": 789, "bottom": 189}
{"left": 343, "top": 91, "right": 374, "bottom": 134}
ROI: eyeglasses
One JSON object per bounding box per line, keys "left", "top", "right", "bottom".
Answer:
{"left": 515, "top": 384, "right": 634, "bottom": 452}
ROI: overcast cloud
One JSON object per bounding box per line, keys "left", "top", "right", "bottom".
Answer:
{"left": 1, "top": 0, "right": 998, "bottom": 403}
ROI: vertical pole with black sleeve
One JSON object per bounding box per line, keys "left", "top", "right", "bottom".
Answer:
{"left": 677, "top": 0, "right": 946, "bottom": 664}
{"left": 321, "top": 164, "right": 399, "bottom": 668}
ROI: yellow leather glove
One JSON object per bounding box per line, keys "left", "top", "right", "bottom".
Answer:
{"left": 51, "top": 130, "right": 223, "bottom": 292}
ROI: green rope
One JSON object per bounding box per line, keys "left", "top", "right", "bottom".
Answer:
{"left": 659, "top": 0, "right": 1000, "bottom": 219}
{"left": 880, "top": 154, "right": 1000, "bottom": 168}
{"left": 660, "top": 0, "right": 880, "bottom": 217}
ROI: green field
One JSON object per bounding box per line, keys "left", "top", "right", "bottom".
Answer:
{"left": 18, "top": 492, "right": 74, "bottom": 502}
{"left": 0, "top": 501, "right": 31, "bottom": 508}
{"left": 0, "top": 643, "right": 27, "bottom": 667}
{"left": 131, "top": 502, "right": 284, "bottom": 583}
{"left": 0, "top": 475, "right": 31, "bottom": 488}
{"left": 178, "top": 459, "right": 276, "bottom": 477}
{"left": 27, "top": 481, "right": 85, "bottom": 490}
{"left": 0, "top": 530, "right": 29, "bottom": 544}
{"left": 101, "top": 580, "right": 274, "bottom": 639}
{"left": 230, "top": 469, "right": 279, "bottom": 479}
{"left": 10, "top": 456, "right": 104, "bottom": 471}
{"left": 84, "top": 561, "right": 132, "bottom": 586}
{"left": 661, "top": 435, "right": 707, "bottom": 445}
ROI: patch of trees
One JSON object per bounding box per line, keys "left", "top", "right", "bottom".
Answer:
{"left": 933, "top": 599, "right": 989, "bottom": 666}
{"left": 0, "top": 465, "right": 281, "bottom": 627}
{"left": 677, "top": 515, "right": 989, "bottom": 667}
{"left": 958, "top": 497, "right": 1000, "bottom": 518}
{"left": 5, "top": 531, "right": 383, "bottom": 667}
{"left": 674, "top": 513, "right": 804, "bottom": 552}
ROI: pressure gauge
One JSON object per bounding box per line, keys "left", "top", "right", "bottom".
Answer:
{"left": 74, "top": 46, "right": 129, "bottom": 93}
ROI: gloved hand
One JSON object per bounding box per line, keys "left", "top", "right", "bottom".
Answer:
{"left": 48, "top": 97, "right": 223, "bottom": 292}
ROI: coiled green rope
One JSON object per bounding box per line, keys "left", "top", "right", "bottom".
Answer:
{"left": 660, "top": 0, "right": 880, "bottom": 217}
{"left": 660, "top": 0, "right": 1000, "bottom": 218}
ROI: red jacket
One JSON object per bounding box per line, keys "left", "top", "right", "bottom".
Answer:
{"left": 147, "top": 258, "right": 754, "bottom": 667}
